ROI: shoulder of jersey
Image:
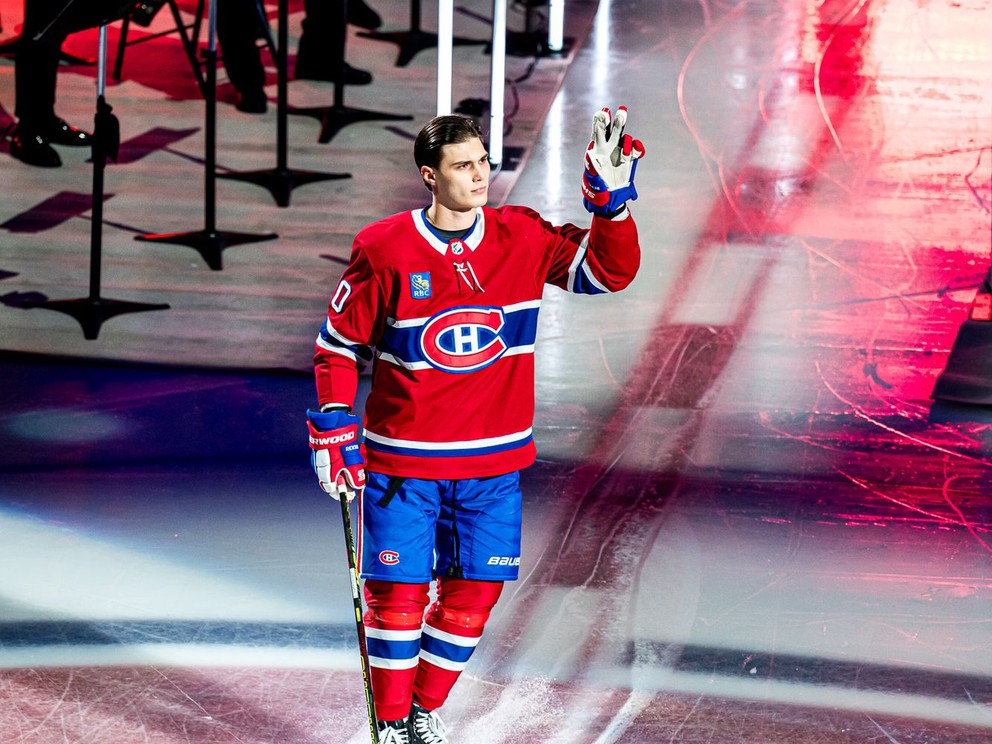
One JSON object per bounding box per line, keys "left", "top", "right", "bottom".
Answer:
{"left": 354, "top": 212, "right": 419, "bottom": 258}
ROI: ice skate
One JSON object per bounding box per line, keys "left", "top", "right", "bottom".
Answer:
{"left": 409, "top": 702, "right": 448, "bottom": 744}
{"left": 378, "top": 717, "right": 411, "bottom": 744}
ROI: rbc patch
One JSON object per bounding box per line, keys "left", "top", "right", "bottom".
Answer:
{"left": 409, "top": 272, "right": 432, "bottom": 300}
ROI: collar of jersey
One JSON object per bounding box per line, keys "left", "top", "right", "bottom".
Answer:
{"left": 411, "top": 207, "right": 486, "bottom": 255}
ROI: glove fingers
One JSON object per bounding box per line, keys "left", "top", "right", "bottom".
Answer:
{"left": 336, "top": 469, "right": 364, "bottom": 501}
{"left": 592, "top": 108, "right": 611, "bottom": 149}
{"left": 631, "top": 138, "right": 645, "bottom": 159}
{"left": 610, "top": 106, "right": 628, "bottom": 140}
{"left": 584, "top": 147, "right": 600, "bottom": 176}
{"left": 335, "top": 480, "right": 357, "bottom": 501}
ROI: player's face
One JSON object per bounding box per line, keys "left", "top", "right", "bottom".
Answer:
{"left": 431, "top": 138, "right": 490, "bottom": 211}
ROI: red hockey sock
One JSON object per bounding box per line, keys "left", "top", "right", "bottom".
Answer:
{"left": 413, "top": 577, "right": 504, "bottom": 711}
{"left": 363, "top": 579, "right": 431, "bottom": 721}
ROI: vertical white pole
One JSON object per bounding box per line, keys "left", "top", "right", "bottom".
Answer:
{"left": 489, "top": 0, "right": 507, "bottom": 166}
{"left": 437, "top": 0, "right": 454, "bottom": 115}
{"left": 548, "top": 0, "right": 565, "bottom": 53}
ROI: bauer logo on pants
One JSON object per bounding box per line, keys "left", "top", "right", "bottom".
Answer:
{"left": 487, "top": 556, "right": 521, "bottom": 566}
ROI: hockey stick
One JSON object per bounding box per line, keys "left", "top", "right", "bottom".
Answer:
{"left": 338, "top": 489, "right": 380, "bottom": 744}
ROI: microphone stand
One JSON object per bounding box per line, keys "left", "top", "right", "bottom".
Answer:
{"left": 291, "top": 0, "right": 412, "bottom": 145}
{"left": 25, "top": 24, "right": 170, "bottom": 340}
{"left": 219, "top": 0, "right": 350, "bottom": 207}
{"left": 134, "top": 0, "right": 277, "bottom": 269}
{"left": 357, "top": 0, "right": 484, "bottom": 67}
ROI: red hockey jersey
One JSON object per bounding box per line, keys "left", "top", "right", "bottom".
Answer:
{"left": 314, "top": 205, "right": 639, "bottom": 479}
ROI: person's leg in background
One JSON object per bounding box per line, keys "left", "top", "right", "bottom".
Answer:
{"left": 10, "top": 0, "right": 92, "bottom": 167}
{"left": 216, "top": 0, "right": 268, "bottom": 113}
{"left": 294, "top": 0, "right": 376, "bottom": 85}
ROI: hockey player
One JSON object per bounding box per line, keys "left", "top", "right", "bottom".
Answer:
{"left": 308, "top": 108, "right": 644, "bottom": 743}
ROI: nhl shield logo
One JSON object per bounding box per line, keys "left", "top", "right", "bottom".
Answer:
{"left": 409, "top": 272, "right": 432, "bottom": 300}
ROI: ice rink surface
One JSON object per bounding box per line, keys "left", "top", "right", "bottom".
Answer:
{"left": 1, "top": 0, "right": 991, "bottom": 741}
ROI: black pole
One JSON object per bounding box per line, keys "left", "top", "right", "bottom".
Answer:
{"left": 219, "top": 0, "right": 350, "bottom": 207}
{"left": 290, "top": 0, "right": 413, "bottom": 145}
{"left": 88, "top": 104, "right": 105, "bottom": 302}
{"left": 339, "top": 496, "right": 380, "bottom": 744}
{"left": 25, "top": 24, "right": 169, "bottom": 339}
{"left": 134, "top": 0, "right": 277, "bottom": 269}
{"left": 204, "top": 41, "right": 217, "bottom": 232}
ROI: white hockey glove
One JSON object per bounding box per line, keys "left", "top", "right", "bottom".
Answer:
{"left": 581, "top": 106, "right": 646, "bottom": 217}
{"left": 306, "top": 408, "right": 366, "bottom": 501}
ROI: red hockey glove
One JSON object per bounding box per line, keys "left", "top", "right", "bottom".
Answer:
{"left": 581, "top": 106, "right": 645, "bottom": 217}
{"left": 306, "top": 408, "right": 366, "bottom": 501}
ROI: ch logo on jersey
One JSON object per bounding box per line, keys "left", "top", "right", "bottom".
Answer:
{"left": 419, "top": 306, "right": 508, "bottom": 372}
{"left": 379, "top": 550, "right": 400, "bottom": 565}
{"left": 409, "top": 272, "right": 432, "bottom": 300}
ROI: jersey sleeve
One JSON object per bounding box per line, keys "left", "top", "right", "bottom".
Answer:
{"left": 539, "top": 208, "right": 640, "bottom": 294}
{"left": 313, "top": 238, "right": 387, "bottom": 409}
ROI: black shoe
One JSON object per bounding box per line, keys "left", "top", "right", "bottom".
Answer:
{"left": 9, "top": 131, "right": 62, "bottom": 168}
{"left": 348, "top": 0, "right": 382, "bottom": 30}
{"left": 43, "top": 118, "right": 92, "bottom": 146}
{"left": 294, "top": 61, "right": 373, "bottom": 86}
{"left": 235, "top": 89, "right": 268, "bottom": 114}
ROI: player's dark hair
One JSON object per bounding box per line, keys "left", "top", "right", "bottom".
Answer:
{"left": 414, "top": 115, "right": 485, "bottom": 170}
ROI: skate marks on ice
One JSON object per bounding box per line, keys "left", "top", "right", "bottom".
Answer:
{"left": 0, "top": 666, "right": 371, "bottom": 744}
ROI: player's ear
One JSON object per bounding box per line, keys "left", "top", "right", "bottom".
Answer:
{"left": 421, "top": 165, "right": 436, "bottom": 184}
{"left": 420, "top": 165, "right": 437, "bottom": 193}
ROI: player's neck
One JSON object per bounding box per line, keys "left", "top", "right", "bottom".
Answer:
{"left": 426, "top": 203, "right": 476, "bottom": 232}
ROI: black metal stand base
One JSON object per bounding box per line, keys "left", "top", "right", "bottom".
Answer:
{"left": 496, "top": 31, "right": 575, "bottom": 58}
{"left": 136, "top": 229, "right": 276, "bottom": 271}
{"left": 26, "top": 25, "right": 170, "bottom": 342}
{"left": 219, "top": 167, "right": 350, "bottom": 208}
{"left": 319, "top": 104, "right": 413, "bottom": 145}
{"left": 290, "top": 103, "right": 413, "bottom": 145}
{"left": 357, "top": 28, "right": 485, "bottom": 67}
{"left": 24, "top": 296, "right": 170, "bottom": 340}
{"left": 218, "top": 0, "right": 351, "bottom": 206}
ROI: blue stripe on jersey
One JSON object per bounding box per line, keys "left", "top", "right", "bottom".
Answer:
{"left": 366, "top": 635, "right": 421, "bottom": 662}
{"left": 366, "top": 431, "right": 534, "bottom": 459}
{"left": 318, "top": 322, "right": 373, "bottom": 363}
{"left": 571, "top": 260, "right": 609, "bottom": 296}
{"left": 379, "top": 303, "right": 539, "bottom": 368}
{"left": 420, "top": 633, "right": 477, "bottom": 665}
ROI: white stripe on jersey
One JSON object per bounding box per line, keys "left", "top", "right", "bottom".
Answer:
{"left": 386, "top": 298, "right": 543, "bottom": 329}
{"left": 419, "top": 650, "right": 470, "bottom": 672}
{"left": 422, "top": 625, "right": 482, "bottom": 648}
{"left": 365, "top": 627, "right": 422, "bottom": 642}
{"left": 315, "top": 334, "right": 358, "bottom": 361}
{"left": 368, "top": 655, "right": 421, "bottom": 670}
{"left": 364, "top": 427, "right": 533, "bottom": 452}
{"left": 411, "top": 207, "right": 487, "bottom": 256}
{"left": 317, "top": 319, "right": 371, "bottom": 361}
{"left": 377, "top": 343, "right": 536, "bottom": 370}
{"left": 566, "top": 234, "right": 610, "bottom": 294}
